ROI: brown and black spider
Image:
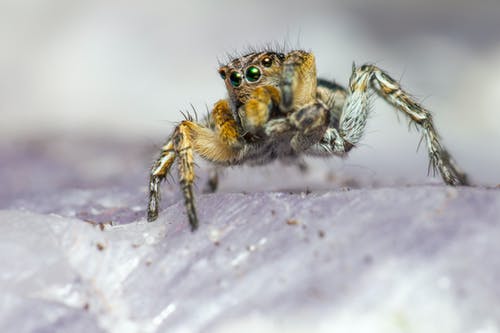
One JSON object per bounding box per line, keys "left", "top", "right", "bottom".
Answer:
{"left": 147, "top": 49, "right": 468, "bottom": 230}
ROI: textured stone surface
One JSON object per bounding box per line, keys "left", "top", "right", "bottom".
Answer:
{"left": 1, "top": 157, "right": 499, "bottom": 333}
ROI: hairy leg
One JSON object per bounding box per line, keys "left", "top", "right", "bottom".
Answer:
{"left": 306, "top": 65, "right": 468, "bottom": 185}
{"left": 172, "top": 122, "right": 198, "bottom": 230}
{"left": 148, "top": 140, "right": 175, "bottom": 222}
{"left": 147, "top": 102, "right": 243, "bottom": 229}
{"left": 289, "top": 103, "right": 329, "bottom": 151}
{"left": 366, "top": 65, "right": 468, "bottom": 185}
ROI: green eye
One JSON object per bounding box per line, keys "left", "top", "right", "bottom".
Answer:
{"left": 219, "top": 69, "right": 226, "bottom": 80}
{"left": 245, "top": 66, "right": 261, "bottom": 82}
{"left": 229, "top": 71, "right": 242, "bottom": 87}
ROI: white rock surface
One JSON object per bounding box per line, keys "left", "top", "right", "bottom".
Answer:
{"left": 1, "top": 185, "right": 499, "bottom": 333}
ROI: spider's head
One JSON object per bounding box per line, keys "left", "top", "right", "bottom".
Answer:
{"left": 218, "top": 51, "right": 285, "bottom": 107}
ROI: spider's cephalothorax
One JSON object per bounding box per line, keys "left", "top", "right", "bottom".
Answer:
{"left": 147, "top": 49, "right": 468, "bottom": 230}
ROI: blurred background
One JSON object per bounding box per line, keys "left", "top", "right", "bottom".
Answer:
{"left": 1, "top": 0, "right": 500, "bottom": 205}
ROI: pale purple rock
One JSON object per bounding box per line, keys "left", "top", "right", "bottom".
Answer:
{"left": 1, "top": 138, "right": 499, "bottom": 333}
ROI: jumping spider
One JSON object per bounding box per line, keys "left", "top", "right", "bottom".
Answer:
{"left": 147, "top": 49, "right": 468, "bottom": 230}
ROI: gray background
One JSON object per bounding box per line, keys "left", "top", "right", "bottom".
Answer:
{"left": 1, "top": 0, "right": 499, "bottom": 185}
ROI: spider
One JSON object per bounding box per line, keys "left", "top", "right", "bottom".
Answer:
{"left": 147, "top": 49, "right": 468, "bottom": 230}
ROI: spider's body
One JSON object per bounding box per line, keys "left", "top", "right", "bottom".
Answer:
{"left": 147, "top": 50, "right": 468, "bottom": 230}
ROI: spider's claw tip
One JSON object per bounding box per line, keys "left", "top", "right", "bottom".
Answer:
{"left": 187, "top": 210, "right": 199, "bottom": 232}
{"left": 189, "top": 219, "right": 199, "bottom": 232}
{"left": 147, "top": 211, "right": 158, "bottom": 222}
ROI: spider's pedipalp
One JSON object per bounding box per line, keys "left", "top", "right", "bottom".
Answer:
{"left": 279, "top": 50, "right": 317, "bottom": 113}
{"left": 238, "top": 86, "right": 280, "bottom": 135}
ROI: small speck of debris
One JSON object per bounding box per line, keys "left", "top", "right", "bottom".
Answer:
{"left": 271, "top": 210, "right": 276, "bottom": 216}
{"left": 208, "top": 228, "right": 222, "bottom": 245}
{"left": 286, "top": 219, "right": 300, "bottom": 226}
{"left": 247, "top": 244, "right": 256, "bottom": 252}
{"left": 318, "top": 230, "right": 325, "bottom": 238}
{"left": 145, "top": 259, "right": 152, "bottom": 266}
{"left": 84, "top": 220, "right": 113, "bottom": 231}
{"left": 83, "top": 303, "right": 90, "bottom": 311}
{"left": 96, "top": 243, "right": 105, "bottom": 251}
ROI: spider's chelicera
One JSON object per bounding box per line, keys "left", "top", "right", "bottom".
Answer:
{"left": 147, "top": 49, "right": 468, "bottom": 230}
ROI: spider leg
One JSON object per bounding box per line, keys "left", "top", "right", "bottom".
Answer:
{"left": 147, "top": 100, "right": 243, "bottom": 229}
{"left": 148, "top": 140, "right": 175, "bottom": 222}
{"left": 307, "top": 65, "right": 468, "bottom": 185}
{"left": 367, "top": 65, "right": 467, "bottom": 185}
{"left": 262, "top": 101, "right": 329, "bottom": 153}
{"left": 172, "top": 122, "right": 198, "bottom": 230}
{"left": 289, "top": 102, "right": 329, "bottom": 151}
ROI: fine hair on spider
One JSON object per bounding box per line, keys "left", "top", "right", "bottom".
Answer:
{"left": 147, "top": 46, "right": 469, "bottom": 231}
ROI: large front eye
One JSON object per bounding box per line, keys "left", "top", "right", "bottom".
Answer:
{"left": 229, "top": 71, "right": 242, "bottom": 87}
{"left": 245, "top": 66, "right": 261, "bottom": 82}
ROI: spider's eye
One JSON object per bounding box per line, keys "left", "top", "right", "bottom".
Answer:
{"left": 261, "top": 57, "right": 272, "bottom": 67}
{"left": 245, "top": 66, "right": 261, "bottom": 82}
{"left": 229, "top": 71, "right": 242, "bottom": 87}
{"left": 218, "top": 69, "right": 226, "bottom": 80}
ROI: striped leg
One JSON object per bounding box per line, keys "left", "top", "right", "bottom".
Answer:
{"left": 367, "top": 65, "right": 467, "bottom": 185}
{"left": 148, "top": 140, "right": 175, "bottom": 222}
{"left": 147, "top": 100, "right": 243, "bottom": 229}
{"left": 173, "top": 122, "right": 198, "bottom": 230}
{"left": 307, "top": 64, "right": 468, "bottom": 185}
